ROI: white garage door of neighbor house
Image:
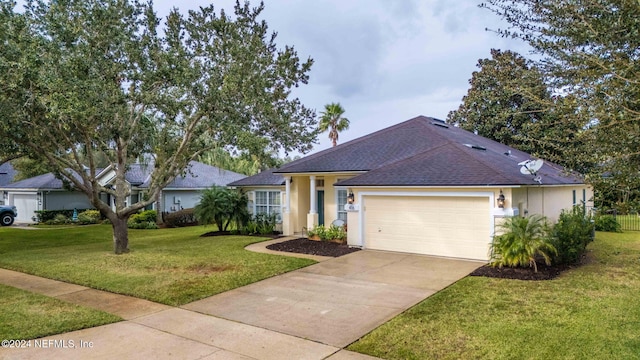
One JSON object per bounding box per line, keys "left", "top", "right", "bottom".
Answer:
{"left": 363, "top": 195, "right": 491, "bottom": 260}
{"left": 12, "top": 194, "right": 38, "bottom": 222}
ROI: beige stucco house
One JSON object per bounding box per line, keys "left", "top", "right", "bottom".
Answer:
{"left": 232, "top": 116, "right": 593, "bottom": 261}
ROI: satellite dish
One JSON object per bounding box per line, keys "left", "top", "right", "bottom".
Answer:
{"left": 533, "top": 176, "right": 543, "bottom": 184}
{"left": 519, "top": 159, "right": 544, "bottom": 175}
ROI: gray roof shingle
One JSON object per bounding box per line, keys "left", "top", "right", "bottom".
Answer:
{"left": 274, "top": 116, "right": 582, "bottom": 187}
{"left": 3, "top": 161, "right": 245, "bottom": 190}
{"left": 227, "top": 168, "right": 285, "bottom": 187}
{"left": 148, "top": 161, "right": 246, "bottom": 189}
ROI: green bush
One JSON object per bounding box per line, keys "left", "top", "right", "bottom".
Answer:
{"left": 594, "top": 215, "right": 622, "bottom": 232}
{"left": 308, "top": 224, "right": 346, "bottom": 242}
{"left": 128, "top": 221, "right": 159, "bottom": 230}
{"left": 323, "top": 224, "right": 346, "bottom": 242}
{"left": 35, "top": 209, "right": 91, "bottom": 222}
{"left": 241, "top": 213, "right": 279, "bottom": 235}
{"left": 128, "top": 210, "right": 158, "bottom": 229}
{"left": 163, "top": 208, "right": 198, "bottom": 228}
{"left": 194, "top": 187, "right": 249, "bottom": 231}
{"left": 551, "top": 206, "right": 595, "bottom": 264}
{"left": 490, "top": 215, "right": 556, "bottom": 272}
{"left": 44, "top": 213, "right": 71, "bottom": 225}
{"left": 76, "top": 210, "right": 101, "bottom": 225}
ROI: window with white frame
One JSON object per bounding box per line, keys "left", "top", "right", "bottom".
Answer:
{"left": 254, "top": 190, "right": 282, "bottom": 222}
{"left": 337, "top": 189, "right": 347, "bottom": 223}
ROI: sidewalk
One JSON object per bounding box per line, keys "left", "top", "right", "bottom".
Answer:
{"left": 0, "top": 239, "right": 380, "bottom": 360}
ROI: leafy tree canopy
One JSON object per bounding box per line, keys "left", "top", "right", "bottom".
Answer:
{"left": 482, "top": 0, "right": 640, "bottom": 208}
{"left": 0, "top": 0, "right": 318, "bottom": 253}
{"left": 448, "top": 49, "right": 582, "bottom": 166}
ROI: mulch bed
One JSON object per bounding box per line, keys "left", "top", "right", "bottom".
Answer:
{"left": 266, "top": 238, "right": 361, "bottom": 257}
{"left": 469, "top": 253, "right": 589, "bottom": 280}
{"left": 202, "top": 230, "right": 586, "bottom": 279}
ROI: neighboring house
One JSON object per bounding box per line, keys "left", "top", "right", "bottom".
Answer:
{"left": 228, "top": 168, "right": 286, "bottom": 222}
{"left": 141, "top": 161, "right": 247, "bottom": 212}
{"left": 0, "top": 161, "right": 245, "bottom": 222}
{"left": 0, "top": 162, "right": 17, "bottom": 205}
{"left": 232, "top": 115, "right": 593, "bottom": 261}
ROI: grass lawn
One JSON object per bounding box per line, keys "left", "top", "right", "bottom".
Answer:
{"left": 348, "top": 232, "right": 640, "bottom": 360}
{"left": 0, "top": 225, "right": 315, "bottom": 306}
{"left": 0, "top": 284, "right": 121, "bottom": 339}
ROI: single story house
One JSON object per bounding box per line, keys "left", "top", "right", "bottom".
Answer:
{"left": 1, "top": 161, "right": 245, "bottom": 222}
{"left": 231, "top": 116, "right": 593, "bottom": 261}
{"left": 228, "top": 168, "right": 286, "bottom": 230}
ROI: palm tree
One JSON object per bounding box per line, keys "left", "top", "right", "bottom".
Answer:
{"left": 490, "top": 215, "right": 557, "bottom": 272}
{"left": 319, "top": 103, "right": 350, "bottom": 147}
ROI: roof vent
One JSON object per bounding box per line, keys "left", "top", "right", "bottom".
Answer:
{"left": 463, "top": 144, "right": 486, "bottom": 151}
{"left": 431, "top": 122, "right": 449, "bottom": 129}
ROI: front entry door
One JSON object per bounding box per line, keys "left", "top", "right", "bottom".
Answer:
{"left": 317, "top": 190, "right": 324, "bottom": 226}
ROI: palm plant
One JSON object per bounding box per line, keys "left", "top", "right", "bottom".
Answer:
{"left": 194, "top": 186, "right": 249, "bottom": 231}
{"left": 490, "top": 215, "right": 556, "bottom": 272}
{"left": 319, "top": 103, "right": 350, "bottom": 147}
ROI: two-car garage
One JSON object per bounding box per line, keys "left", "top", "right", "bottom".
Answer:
{"left": 360, "top": 193, "right": 493, "bottom": 261}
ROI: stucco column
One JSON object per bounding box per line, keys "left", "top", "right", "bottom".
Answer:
{"left": 309, "top": 176, "right": 317, "bottom": 214}
{"left": 307, "top": 175, "right": 318, "bottom": 230}
{"left": 284, "top": 177, "right": 291, "bottom": 213}
{"left": 282, "top": 177, "right": 294, "bottom": 236}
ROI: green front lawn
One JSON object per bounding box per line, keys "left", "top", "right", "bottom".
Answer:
{"left": 0, "top": 225, "right": 314, "bottom": 306}
{"left": 348, "top": 232, "right": 640, "bottom": 359}
{"left": 0, "top": 284, "right": 121, "bottom": 339}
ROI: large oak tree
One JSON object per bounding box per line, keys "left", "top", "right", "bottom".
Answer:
{"left": 447, "top": 49, "right": 582, "bottom": 165}
{"left": 482, "top": 0, "right": 640, "bottom": 208}
{"left": 0, "top": 0, "right": 318, "bottom": 253}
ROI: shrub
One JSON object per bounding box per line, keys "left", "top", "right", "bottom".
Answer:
{"left": 35, "top": 209, "right": 91, "bottom": 223}
{"left": 128, "top": 210, "right": 158, "bottom": 229}
{"left": 323, "top": 224, "right": 346, "bottom": 242}
{"left": 307, "top": 225, "right": 325, "bottom": 239}
{"left": 128, "top": 221, "right": 159, "bottom": 230}
{"left": 195, "top": 187, "right": 250, "bottom": 231}
{"left": 594, "top": 215, "right": 622, "bottom": 232}
{"left": 490, "top": 215, "right": 556, "bottom": 272}
{"left": 77, "top": 210, "right": 101, "bottom": 225}
{"left": 552, "top": 206, "right": 595, "bottom": 264}
{"left": 307, "top": 224, "right": 346, "bottom": 242}
{"left": 163, "top": 208, "right": 198, "bottom": 228}
{"left": 45, "top": 213, "right": 71, "bottom": 225}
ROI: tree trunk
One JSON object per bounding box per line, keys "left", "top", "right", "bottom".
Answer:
{"left": 112, "top": 216, "right": 130, "bottom": 254}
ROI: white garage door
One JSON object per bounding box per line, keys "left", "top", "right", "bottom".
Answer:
{"left": 12, "top": 194, "right": 38, "bottom": 222}
{"left": 363, "top": 195, "right": 491, "bottom": 260}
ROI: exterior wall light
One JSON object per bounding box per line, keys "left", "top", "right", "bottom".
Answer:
{"left": 347, "top": 189, "right": 355, "bottom": 204}
{"left": 497, "top": 190, "right": 505, "bottom": 208}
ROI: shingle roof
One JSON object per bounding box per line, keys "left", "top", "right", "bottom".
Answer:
{"left": 145, "top": 161, "right": 246, "bottom": 189}
{"left": 0, "top": 162, "right": 16, "bottom": 186}
{"left": 3, "top": 161, "right": 245, "bottom": 190}
{"left": 227, "top": 168, "right": 285, "bottom": 187}
{"left": 275, "top": 116, "right": 582, "bottom": 187}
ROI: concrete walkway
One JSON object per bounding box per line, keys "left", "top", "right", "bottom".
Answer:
{"left": 0, "top": 242, "right": 483, "bottom": 360}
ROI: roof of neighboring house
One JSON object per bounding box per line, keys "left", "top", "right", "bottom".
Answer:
{"left": 141, "top": 161, "right": 246, "bottom": 189}
{"left": 273, "top": 115, "right": 582, "bottom": 187}
{"left": 3, "top": 161, "right": 245, "bottom": 190}
{"left": 227, "top": 168, "right": 285, "bottom": 187}
{"left": 0, "top": 162, "right": 17, "bottom": 186}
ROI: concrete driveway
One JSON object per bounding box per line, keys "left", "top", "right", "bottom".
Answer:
{"left": 182, "top": 250, "right": 483, "bottom": 348}
{"left": 1, "top": 250, "right": 482, "bottom": 359}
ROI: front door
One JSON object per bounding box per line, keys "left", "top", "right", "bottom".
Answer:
{"left": 317, "top": 190, "right": 324, "bottom": 226}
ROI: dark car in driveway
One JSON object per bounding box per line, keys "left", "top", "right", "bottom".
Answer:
{"left": 0, "top": 205, "right": 17, "bottom": 226}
